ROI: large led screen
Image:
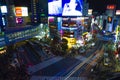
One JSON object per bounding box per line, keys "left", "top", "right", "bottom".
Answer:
{"left": 48, "top": 0, "right": 62, "bottom": 16}
{"left": 15, "top": 7, "right": 28, "bottom": 17}
{"left": 48, "top": 0, "right": 83, "bottom": 16}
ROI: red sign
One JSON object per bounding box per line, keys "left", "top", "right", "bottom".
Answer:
{"left": 107, "top": 5, "right": 116, "bottom": 10}
{"left": 15, "top": 7, "right": 22, "bottom": 16}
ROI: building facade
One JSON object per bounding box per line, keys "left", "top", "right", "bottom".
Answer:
{"left": 82, "top": 0, "right": 89, "bottom": 16}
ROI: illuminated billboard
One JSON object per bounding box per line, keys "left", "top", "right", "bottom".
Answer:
{"left": 15, "top": 7, "right": 28, "bottom": 17}
{"left": 0, "top": 6, "right": 7, "bottom": 13}
{"left": 48, "top": 0, "right": 83, "bottom": 16}
{"left": 107, "top": 5, "right": 116, "bottom": 10}
{"left": 48, "top": 0, "right": 62, "bottom": 16}
{"left": 116, "top": 10, "right": 120, "bottom": 15}
{"left": 88, "top": 9, "right": 93, "bottom": 15}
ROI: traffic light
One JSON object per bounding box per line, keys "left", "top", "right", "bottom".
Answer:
{"left": 107, "top": 16, "right": 112, "bottom": 23}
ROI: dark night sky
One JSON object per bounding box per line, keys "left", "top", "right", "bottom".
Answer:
{"left": 87, "top": 0, "right": 118, "bottom": 14}
{"left": 14, "top": 0, "right": 119, "bottom": 14}
{"left": 14, "top": 0, "right": 31, "bottom": 12}
{"left": 14, "top": 0, "right": 30, "bottom": 6}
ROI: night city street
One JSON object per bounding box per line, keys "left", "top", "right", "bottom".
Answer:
{"left": 0, "top": 0, "right": 120, "bottom": 80}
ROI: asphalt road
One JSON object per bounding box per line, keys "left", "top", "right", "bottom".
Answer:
{"left": 66, "top": 40, "right": 103, "bottom": 79}
{"left": 17, "top": 40, "right": 103, "bottom": 80}
{"left": 33, "top": 57, "right": 81, "bottom": 76}
{"left": 71, "top": 63, "right": 88, "bottom": 77}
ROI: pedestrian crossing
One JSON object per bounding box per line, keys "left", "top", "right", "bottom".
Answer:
{"left": 30, "top": 76, "right": 87, "bottom": 80}
{"left": 29, "top": 53, "right": 100, "bottom": 80}
{"left": 75, "top": 55, "right": 97, "bottom": 66}
{"left": 75, "top": 55, "right": 87, "bottom": 61}
{"left": 27, "top": 56, "right": 63, "bottom": 74}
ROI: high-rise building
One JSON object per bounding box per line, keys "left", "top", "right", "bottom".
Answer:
{"left": 0, "top": 7, "right": 3, "bottom": 32}
{"left": 82, "top": 0, "right": 89, "bottom": 16}
{"left": 5, "top": 0, "right": 16, "bottom": 27}
{"left": 116, "top": 0, "right": 120, "bottom": 10}
{"left": 39, "top": 0, "right": 48, "bottom": 24}
{"left": 105, "top": 5, "right": 116, "bottom": 32}
{"left": 31, "top": 0, "right": 48, "bottom": 24}
{"left": 31, "top": 0, "right": 40, "bottom": 24}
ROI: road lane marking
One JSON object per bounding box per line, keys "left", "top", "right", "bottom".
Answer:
{"left": 27, "top": 56, "right": 63, "bottom": 74}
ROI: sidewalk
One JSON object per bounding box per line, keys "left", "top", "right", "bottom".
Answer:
{"left": 27, "top": 56, "right": 63, "bottom": 74}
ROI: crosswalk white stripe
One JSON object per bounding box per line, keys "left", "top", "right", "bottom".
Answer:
{"left": 75, "top": 55, "right": 87, "bottom": 61}
{"left": 27, "top": 56, "right": 63, "bottom": 74}
{"left": 30, "top": 76, "right": 87, "bottom": 80}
